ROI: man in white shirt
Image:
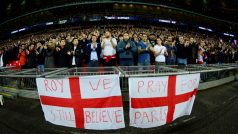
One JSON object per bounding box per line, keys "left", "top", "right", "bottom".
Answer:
{"left": 101, "top": 31, "right": 117, "bottom": 66}
{"left": 154, "top": 38, "right": 168, "bottom": 72}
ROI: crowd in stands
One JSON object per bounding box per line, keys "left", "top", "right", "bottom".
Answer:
{"left": 0, "top": 25, "right": 238, "bottom": 73}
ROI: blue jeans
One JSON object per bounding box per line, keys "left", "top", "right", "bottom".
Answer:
{"left": 37, "top": 65, "right": 45, "bottom": 74}
{"left": 138, "top": 62, "right": 150, "bottom": 70}
{"left": 155, "top": 62, "right": 166, "bottom": 73}
{"left": 119, "top": 59, "right": 134, "bottom": 66}
{"left": 166, "top": 56, "right": 176, "bottom": 65}
{"left": 177, "top": 58, "right": 187, "bottom": 65}
{"left": 88, "top": 60, "right": 99, "bottom": 67}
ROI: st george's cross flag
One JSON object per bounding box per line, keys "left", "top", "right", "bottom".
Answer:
{"left": 129, "top": 73, "right": 200, "bottom": 128}
{"left": 36, "top": 75, "right": 125, "bottom": 130}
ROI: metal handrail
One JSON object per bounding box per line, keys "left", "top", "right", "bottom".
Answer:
{"left": 0, "top": 64, "right": 237, "bottom": 78}
{"left": 0, "top": 64, "right": 237, "bottom": 94}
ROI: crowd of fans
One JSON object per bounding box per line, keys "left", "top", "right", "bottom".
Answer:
{"left": 0, "top": 25, "right": 237, "bottom": 73}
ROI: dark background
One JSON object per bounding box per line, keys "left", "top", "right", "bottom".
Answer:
{"left": 1, "top": 0, "right": 238, "bottom": 23}
{"left": 0, "top": 0, "right": 237, "bottom": 38}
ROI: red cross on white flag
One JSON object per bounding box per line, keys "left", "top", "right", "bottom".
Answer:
{"left": 129, "top": 73, "right": 200, "bottom": 128}
{"left": 36, "top": 75, "right": 125, "bottom": 130}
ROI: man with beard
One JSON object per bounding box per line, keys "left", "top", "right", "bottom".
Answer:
{"left": 101, "top": 31, "right": 117, "bottom": 66}
{"left": 164, "top": 36, "right": 177, "bottom": 65}
{"left": 117, "top": 33, "right": 137, "bottom": 66}
{"left": 137, "top": 33, "right": 154, "bottom": 67}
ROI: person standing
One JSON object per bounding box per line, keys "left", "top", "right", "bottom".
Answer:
{"left": 35, "top": 42, "right": 46, "bottom": 74}
{"left": 0, "top": 49, "right": 4, "bottom": 67}
{"left": 117, "top": 33, "right": 137, "bottom": 66}
{"left": 149, "top": 34, "right": 156, "bottom": 65}
{"left": 45, "top": 37, "right": 56, "bottom": 68}
{"left": 18, "top": 45, "right": 27, "bottom": 69}
{"left": 137, "top": 33, "right": 154, "bottom": 67}
{"left": 154, "top": 38, "right": 168, "bottom": 72}
{"left": 101, "top": 31, "right": 117, "bottom": 66}
{"left": 2, "top": 47, "right": 8, "bottom": 67}
{"left": 68, "top": 38, "right": 82, "bottom": 67}
{"left": 176, "top": 36, "right": 189, "bottom": 65}
{"left": 55, "top": 38, "right": 71, "bottom": 67}
{"left": 26, "top": 43, "right": 36, "bottom": 69}
{"left": 17, "top": 45, "right": 27, "bottom": 88}
{"left": 78, "top": 33, "right": 89, "bottom": 65}
{"left": 188, "top": 37, "right": 198, "bottom": 64}
{"left": 197, "top": 40, "right": 206, "bottom": 64}
{"left": 154, "top": 38, "right": 168, "bottom": 65}
{"left": 87, "top": 35, "right": 101, "bottom": 67}
{"left": 132, "top": 34, "right": 139, "bottom": 65}
{"left": 164, "top": 36, "right": 177, "bottom": 65}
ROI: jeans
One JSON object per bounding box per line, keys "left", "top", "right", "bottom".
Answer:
{"left": 138, "top": 62, "right": 150, "bottom": 70}
{"left": 155, "top": 62, "right": 166, "bottom": 73}
{"left": 88, "top": 60, "right": 99, "bottom": 67}
{"left": 177, "top": 58, "right": 187, "bottom": 65}
{"left": 166, "top": 56, "right": 176, "bottom": 65}
{"left": 37, "top": 65, "right": 45, "bottom": 74}
{"left": 119, "top": 59, "right": 134, "bottom": 66}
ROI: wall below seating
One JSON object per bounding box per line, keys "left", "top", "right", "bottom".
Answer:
{"left": 198, "top": 76, "right": 236, "bottom": 90}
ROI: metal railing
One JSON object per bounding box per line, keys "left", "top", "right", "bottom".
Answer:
{"left": 0, "top": 64, "right": 237, "bottom": 98}
{"left": 0, "top": 68, "right": 67, "bottom": 90}
{"left": 45, "top": 67, "right": 121, "bottom": 78}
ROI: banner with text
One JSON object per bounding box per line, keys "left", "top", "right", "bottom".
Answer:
{"left": 129, "top": 73, "right": 200, "bottom": 128}
{"left": 36, "top": 75, "right": 125, "bottom": 130}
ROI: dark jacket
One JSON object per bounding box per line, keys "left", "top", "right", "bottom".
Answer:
{"left": 2, "top": 51, "right": 8, "bottom": 66}
{"left": 234, "top": 51, "right": 238, "bottom": 62}
{"left": 164, "top": 43, "right": 177, "bottom": 58}
{"left": 79, "top": 39, "right": 89, "bottom": 63}
{"left": 176, "top": 43, "right": 189, "bottom": 59}
{"left": 26, "top": 50, "right": 36, "bottom": 68}
{"left": 36, "top": 47, "right": 46, "bottom": 65}
{"left": 190, "top": 43, "right": 198, "bottom": 60}
{"left": 117, "top": 40, "right": 137, "bottom": 60}
{"left": 86, "top": 43, "right": 101, "bottom": 62}
{"left": 55, "top": 46, "right": 70, "bottom": 67}
{"left": 45, "top": 46, "right": 56, "bottom": 68}
{"left": 68, "top": 45, "right": 83, "bottom": 67}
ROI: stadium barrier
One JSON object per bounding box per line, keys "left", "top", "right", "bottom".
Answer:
{"left": 0, "top": 67, "right": 67, "bottom": 98}
{"left": 0, "top": 64, "right": 237, "bottom": 100}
